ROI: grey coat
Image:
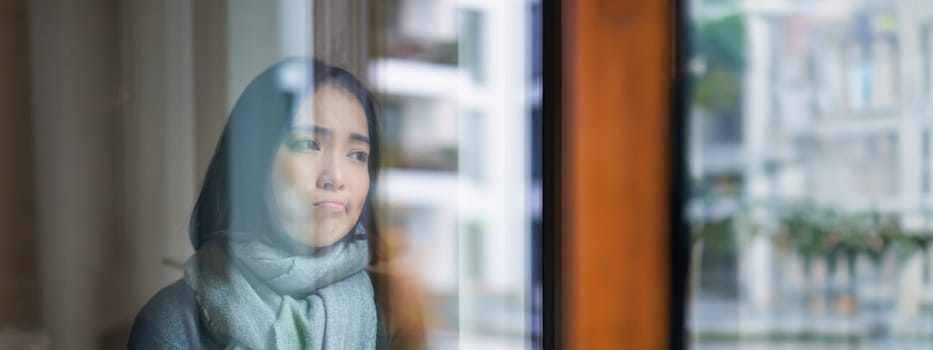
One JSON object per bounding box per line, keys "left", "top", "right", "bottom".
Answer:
{"left": 127, "top": 271, "right": 405, "bottom": 349}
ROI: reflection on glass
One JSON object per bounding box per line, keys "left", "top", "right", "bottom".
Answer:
{"left": 688, "top": 0, "right": 933, "bottom": 349}
{"left": 11, "top": 0, "right": 538, "bottom": 348}
{"left": 372, "top": 1, "right": 537, "bottom": 348}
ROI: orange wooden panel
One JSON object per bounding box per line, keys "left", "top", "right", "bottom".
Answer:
{"left": 562, "top": 0, "right": 673, "bottom": 348}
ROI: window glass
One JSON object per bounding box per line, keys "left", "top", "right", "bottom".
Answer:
{"left": 687, "top": 1, "right": 933, "bottom": 348}
{"left": 15, "top": 0, "right": 541, "bottom": 349}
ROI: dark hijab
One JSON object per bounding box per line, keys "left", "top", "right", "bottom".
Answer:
{"left": 189, "top": 57, "right": 381, "bottom": 259}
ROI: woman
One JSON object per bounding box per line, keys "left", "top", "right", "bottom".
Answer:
{"left": 128, "top": 58, "right": 422, "bottom": 349}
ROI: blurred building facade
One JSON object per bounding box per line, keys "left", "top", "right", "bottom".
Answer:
{"left": 690, "top": 0, "right": 933, "bottom": 346}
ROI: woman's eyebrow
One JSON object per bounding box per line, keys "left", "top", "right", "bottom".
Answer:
{"left": 293, "top": 126, "right": 369, "bottom": 145}
{"left": 292, "top": 125, "right": 332, "bottom": 136}
{"left": 350, "top": 133, "right": 370, "bottom": 145}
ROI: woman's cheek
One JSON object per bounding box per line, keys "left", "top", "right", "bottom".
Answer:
{"left": 352, "top": 172, "right": 370, "bottom": 212}
{"left": 284, "top": 156, "right": 316, "bottom": 190}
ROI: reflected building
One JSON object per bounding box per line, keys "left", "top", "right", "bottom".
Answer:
{"left": 369, "top": 0, "right": 534, "bottom": 348}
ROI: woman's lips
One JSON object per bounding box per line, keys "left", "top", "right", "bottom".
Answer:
{"left": 312, "top": 201, "right": 346, "bottom": 213}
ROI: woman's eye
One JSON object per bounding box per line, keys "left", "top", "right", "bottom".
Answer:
{"left": 287, "top": 139, "right": 320, "bottom": 152}
{"left": 348, "top": 151, "right": 369, "bottom": 162}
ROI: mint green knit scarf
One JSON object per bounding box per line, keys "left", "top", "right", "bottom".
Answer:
{"left": 183, "top": 237, "right": 376, "bottom": 349}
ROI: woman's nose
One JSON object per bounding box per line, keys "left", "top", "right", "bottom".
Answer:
{"left": 316, "top": 151, "right": 344, "bottom": 190}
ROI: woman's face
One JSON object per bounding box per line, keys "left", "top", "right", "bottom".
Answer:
{"left": 272, "top": 84, "right": 371, "bottom": 247}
